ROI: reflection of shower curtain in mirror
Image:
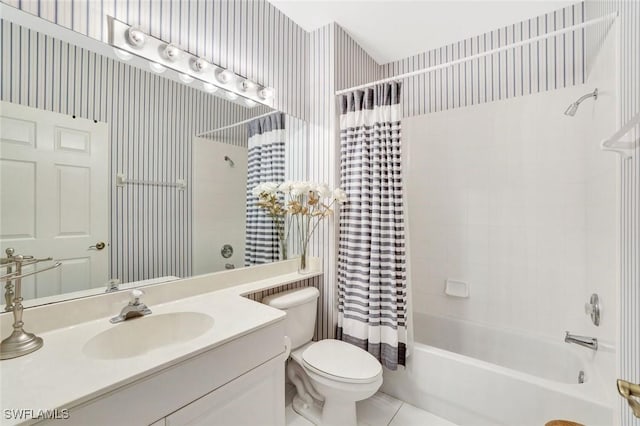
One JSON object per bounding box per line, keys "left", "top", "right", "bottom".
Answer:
{"left": 244, "top": 113, "right": 286, "bottom": 266}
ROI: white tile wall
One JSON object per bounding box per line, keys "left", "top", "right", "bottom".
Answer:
{"left": 192, "top": 138, "right": 248, "bottom": 274}
{"left": 403, "top": 28, "right": 618, "bottom": 345}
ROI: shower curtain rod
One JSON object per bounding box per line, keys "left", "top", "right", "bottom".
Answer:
{"left": 196, "top": 110, "right": 280, "bottom": 138}
{"left": 335, "top": 12, "right": 618, "bottom": 96}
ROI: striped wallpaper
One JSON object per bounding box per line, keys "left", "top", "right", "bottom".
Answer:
{"left": 0, "top": 19, "right": 259, "bottom": 283}
{"left": 381, "top": 3, "right": 586, "bottom": 118}
{"left": 1, "top": 0, "right": 310, "bottom": 120}
{"left": 307, "top": 23, "right": 381, "bottom": 340}
{"left": 335, "top": 25, "right": 382, "bottom": 96}
{"left": 585, "top": 1, "right": 640, "bottom": 424}
{"left": 308, "top": 23, "right": 337, "bottom": 340}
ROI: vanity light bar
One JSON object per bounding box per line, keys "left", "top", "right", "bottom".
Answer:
{"left": 108, "top": 17, "right": 274, "bottom": 108}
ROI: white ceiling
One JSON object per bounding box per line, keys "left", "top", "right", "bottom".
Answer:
{"left": 269, "top": 0, "right": 577, "bottom": 64}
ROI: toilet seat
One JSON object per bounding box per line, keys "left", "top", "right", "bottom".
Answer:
{"left": 301, "top": 339, "right": 382, "bottom": 384}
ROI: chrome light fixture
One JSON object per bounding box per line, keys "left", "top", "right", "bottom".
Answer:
{"left": 109, "top": 17, "right": 273, "bottom": 107}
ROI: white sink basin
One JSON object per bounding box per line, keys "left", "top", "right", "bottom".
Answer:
{"left": 83, "top": 312, "right": 214, "bottom": 360}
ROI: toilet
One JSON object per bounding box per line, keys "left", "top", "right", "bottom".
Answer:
{"left": 263, "top": 287, "right": 382, "bottom": 426}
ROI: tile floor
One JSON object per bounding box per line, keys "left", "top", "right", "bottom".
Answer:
{"left": 285, "top": 391, "right": 458, "bottom": 426}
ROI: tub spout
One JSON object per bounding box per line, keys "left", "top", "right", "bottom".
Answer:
{"left": 564, "top": 331, "right": 598, "bottom": 351}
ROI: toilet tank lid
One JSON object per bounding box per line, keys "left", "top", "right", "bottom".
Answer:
{"left": 263, "top": 287, "right": 319, "bottom": 309}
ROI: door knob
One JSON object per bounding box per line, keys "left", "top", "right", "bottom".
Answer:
{"left": 617, "top": 379, "right": 640, "bottom": 418}
{"left": 89, "top": 242, "right": 106, "bottom": 250}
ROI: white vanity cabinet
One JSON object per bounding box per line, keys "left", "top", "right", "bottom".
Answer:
{"left": 164, "top": 355, "right": 284, "bottom": 425}
{"left": 46, "top": 321, "right": 285, "bottom": 426}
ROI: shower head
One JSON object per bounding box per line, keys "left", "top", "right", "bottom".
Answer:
{"left": 564, "top": 102, "right": 580, "bottom": 117}
{"left": 564, "top": 88, "right": 598, "bottom": 117}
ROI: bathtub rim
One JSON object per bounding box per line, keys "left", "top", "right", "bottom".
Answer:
{"left": 400, "top": 339, "right": 613, "bottom": 410}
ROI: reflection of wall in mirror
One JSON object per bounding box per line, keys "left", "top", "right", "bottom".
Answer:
{"left": 0, "top": 19, "right": 256, "bottom": 284}
{"left": 284, "top": 116, "right": 308, "bottom": 256}
{"left": 193, "top": 138, "right": 247, "bottom": 275}
{"left": 1, "top": 0, "right": 312, "bottom": 306}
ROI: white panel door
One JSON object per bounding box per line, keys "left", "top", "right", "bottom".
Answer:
{"left": 0, "top": 101, "right": 109, "bottom": 300}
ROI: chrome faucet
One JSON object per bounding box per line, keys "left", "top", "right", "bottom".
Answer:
{"left": 110, "top": 289, "right": 152, "bottom": 323}
{"left": 105, "top": 278, "right": 121, "bottom": 293}
{"left": 564, "top": 331, "right": 598, "bottom": 351}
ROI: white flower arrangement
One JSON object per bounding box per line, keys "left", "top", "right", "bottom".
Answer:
{"left": 253, "top": 181, "right": 348, "bottom": 269}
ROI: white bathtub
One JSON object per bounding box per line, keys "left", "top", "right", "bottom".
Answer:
{"left": 381, "top": 313, "right": 614, "bottom": 426}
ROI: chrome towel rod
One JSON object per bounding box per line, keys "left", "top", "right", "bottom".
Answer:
{"left": 116, "top": 174, "right": 186, "bottom": 190}
{"left": 336, "top": 12, "right": 618, "bottom": 95}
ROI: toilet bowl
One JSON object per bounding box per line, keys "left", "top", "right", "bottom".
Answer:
{"left": 263, "top": 287, "right": 383, "bottom": 426}
{"left": 292, "top": 339, "right": 382, "bottom": 425}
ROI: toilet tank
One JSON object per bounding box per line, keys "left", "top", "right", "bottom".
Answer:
{"left": 263, "top": 287, "right": 319, "bottom": 350}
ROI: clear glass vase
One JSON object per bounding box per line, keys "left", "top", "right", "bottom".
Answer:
{"left": 298, "top": 250, "right": 311, "bottom": 274}
{"left": 279, "top": 239, "right": 288, "bottom": 261}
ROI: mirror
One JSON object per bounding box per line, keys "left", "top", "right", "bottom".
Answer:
{"left": 0, "top": 6, "right": 307, "bottom": 309}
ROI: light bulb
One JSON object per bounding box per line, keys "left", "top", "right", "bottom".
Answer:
{"left": 216, "top": 70, "right": 235, "bottom": 84}
{"left": 225, "top": 91, "right": 238, "bottom": 100}
{"left": 149, "top": 62, "right": 167, "bottom": 74}
{"left": 163, "top": 44, "right": 181, "bottom": 61}
{"left": 179, "top": 73, "right": 194, "bottom": 84}
{"left": 203, "top": 82, "right": 218, "bottom": 93}
{"left": 192, "top": 58, "right": 209, "bottom": 73}
{"left": 239, "top": 80, "right": 256, "bottom": 91}
{"left": 113, "top": 47, "right": 133, "bottom": 61}
{"left": 258, "top": 87, "right": 274, "bottom": 99}
{"left": 127, "top": 28, "right": 146, "bottom": 48}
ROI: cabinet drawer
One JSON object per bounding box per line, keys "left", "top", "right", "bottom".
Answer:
{"left": 166, "top": 355, "right": 285, "bottom": 426}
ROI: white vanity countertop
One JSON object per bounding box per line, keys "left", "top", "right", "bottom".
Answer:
{"left": 0, "top": 258, "right": 323, "bottom": 425}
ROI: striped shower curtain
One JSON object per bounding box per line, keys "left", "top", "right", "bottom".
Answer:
{"left": 244, "top": 113, "right": 285, "bottom": 266}
{"left": 337, "top": 83, "right": 407, "bottom": 370}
